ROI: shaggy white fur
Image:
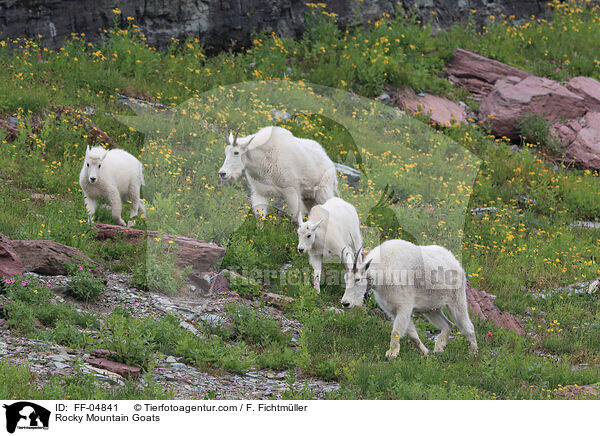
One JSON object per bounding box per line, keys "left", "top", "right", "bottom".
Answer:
{"left": 218, "top": 126, "right": 338, "bottom": 224}
{"left": 297, "top": 197, "right": 362, "bottom": 293}
{"left": 341, "top": 239, "right": 477, "bottom": 359}
{"left": 79, "top": 146, "right": 146, "bottom": 227}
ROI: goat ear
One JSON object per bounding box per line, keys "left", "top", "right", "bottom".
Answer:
{"left": 85, "top": 145, "right": 90, "bottom": 155}
{"left": 341, "top": 247, "right": 349, "bottom": 268}
{"left": 310, "top": 218, "right": 323, "bottom": 230}
{"left": 239, "top": 135, "right": 255, "bottom": 150}
{"left": 228, "top": 132, "right": 234, "bottom": 145}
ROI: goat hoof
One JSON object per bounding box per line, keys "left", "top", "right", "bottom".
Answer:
{"left": 384, "top": 350, "right": 398, "bottom": 361}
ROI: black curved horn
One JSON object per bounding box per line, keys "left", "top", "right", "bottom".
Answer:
{"left": 352, "top": 246, "right": 362, "bottom": 273}
{"left": 233, "top": 124, "right": 244, "bottom": 146}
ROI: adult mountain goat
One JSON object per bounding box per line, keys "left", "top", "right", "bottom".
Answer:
{"left": 79, "top": 146, "right": 146, "bottom": 227}
{"left": 297, "top": 197, "right": 362, "bottom": 293}
{"left": 218, "top": 126, "right": 338, "bottom": 224}
{"left": 341, "top": 239, "right": 477, "bottom": 359}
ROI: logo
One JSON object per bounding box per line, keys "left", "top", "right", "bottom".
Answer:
{"left": 3, "top": 402, "right": 50, "bottom": 434}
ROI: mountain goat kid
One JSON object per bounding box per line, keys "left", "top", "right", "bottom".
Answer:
{"left": 79, "top": 146, "right": 146, "bottom": 227}
{"left": 341, "top": 239, "right": 477, "bottom": 359}
{"left": 297, "top": 197, "right": 362, "bottom": 293}
{"left": 218, "top": 126, "right": 338, "bottom": 225}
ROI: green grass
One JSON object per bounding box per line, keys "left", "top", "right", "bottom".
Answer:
{"left": 0, "top": 0, "right": 599, "bottom": 399}
{"left": 0, "top": 360, "right": 172, "bottom": 400}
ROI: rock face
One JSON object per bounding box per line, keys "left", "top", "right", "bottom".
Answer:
{"left": 9, "top": 239, "right": 99, "bottom": 276}
{"left": 93, "top": 223, "right": 225, "bottom": 274}
{"left": 478, "top": 75, "right": 587, "bottom": 139}
{"left": 0, "top": 119, "right": 18, "bottom": 142}
{"left": 86, "top": 351, "right": 141, "bottom": 379}
{"left": 466, "top": 281, "right": 526, "bottom": 335}
{"left": 447, "top": 48, "right": 600, "bottom": 169}
{"left": 551, "top": 112, "right": 600, "bottom": 169}
{"left": 566, "top": 76, "right": 600, "bottom": 112}
{"left": 393, "top": 88, "right": 467, "bottom": 125}
{"left": 447, "top": 48, "right": 531, "bottom": 99}
{"left": 0, "top": 234, "right": 25, "bottom": 279}
{"left": 0, "top": 0, "right": 548, "bottom": 50}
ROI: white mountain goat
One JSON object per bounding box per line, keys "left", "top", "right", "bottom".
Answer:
{"left": 297, "top": 197, "right": 362, "bottom": 293}
{"left": 79, "top": 146, "right": 146, "bottom": 227}
{"left": 341, "top": 239, "right": 477, "bottom": 359}
{"left": 218, "top": 125, "right": 338, "bottom": 225}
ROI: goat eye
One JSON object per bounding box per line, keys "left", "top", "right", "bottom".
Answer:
{"left": 98, "top": 164, "right": 101, "bottom": 168}
{"left": 307, "top": 234, "right": 311, "bottom": 238}
{"left": 86, "top": 163, "right": 89, "bottom": 167}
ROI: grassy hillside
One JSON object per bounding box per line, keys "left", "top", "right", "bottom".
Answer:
{"left": 0, "top": 0, "right": 598, "bottom": 399}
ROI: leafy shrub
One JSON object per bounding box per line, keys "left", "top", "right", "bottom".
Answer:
{"left": 1, "top": 276, "right": 97, "bottom": 335}
{"left": 224, "top": 303, "right": 290, "bottom": 347}
{"left": 518, "top": 111, "right": 565, "bottom": 155}
{"left": 4, "top": 299, "right": 36, "bottom": 335}
{"left": 139, "top": 314, "right": 252, "bottom": 375}
{"left": 226, "top": 273, "right": 262, "bottom": 298}
{"left": 256, "top": 343, "right": 297, "bottom": 370}
{"left": 132, "top": 239, "right": 189, "bottom": 295}
{"left": 46, "top": 319, "right": 92, "bottom": 349}
{"left": 67, "top": 263, "right": 105, "bottom": 302}
{"left": 99, "top": 308, "right": 155, "bottom": 370}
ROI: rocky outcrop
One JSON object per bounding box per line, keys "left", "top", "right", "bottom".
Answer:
{"left": 0, "top": 119, "right": 18, "bottom": 142}
{"left": 393, "top": 88, "right": 467, "bottom": 125}
{"left": 86, "top": 350, "right": 141, "bottom": 379}
{"left": 9, "top": 239, "right": 99, "bottom": 276}
{"left": 466, "top": 281, "right": 526, "bottom": 335}
{"left": 0, "top": 233, "right": 25, "bottom": 279}
{"left": 566, "top": 76, "right": 600, "bottom": 112}
{"left": 0, "top": 1, "right": 548, "bottom": 50}
{"left": 551, "top": 112, "right": 600, "bottom": 169}
{"left": 447, "top": 48, "right": 531, "bottom": 99}
{"left": 447, "top": 48, "right": 600, "bottom": 169}
{"left": 478, "top": 75, "right": 588, "bottom": 139}
{"left": 93, "top": 223, "right": 225, "bottom": 274}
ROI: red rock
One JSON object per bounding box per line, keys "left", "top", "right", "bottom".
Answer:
{"left": 466, "top": 281, "right": 525, "bottom": 335}
{"left": 9, "top": 239, "right": 99, "bottom": 276}
{"left": 566, "top": 76, "right": 600, "bottom": 112}
{"left": 91, "top": 349, "right": 118, "bottom": 358}
{"left": 260, "top": 291, "right": 295, "bottom": 309}
{"left": 393, "top": 89, "right": 466, "bottom": 125}
{"left": 0, "top": 119, "right": 18, "bottom": 141}
{"left": 55, "top": 106, "right": 114, "bottom": 145}
{"left": 93, "top": 223, "right": 225, "bottom": 273}
{"left": 0, "top": 233, "right": 25, "bottom": 279}
{"left": 446, "top": 48, "right": 531, "bottom": 99}
{"left": 209, "top": 272, "right": 230, "bottom": 293}
{"left": 479, "top": 75, "right": 587, "bottom": 139}
{"left": 85, "top": 357, "right": 141, "bottom": 379}
{"left": 552, "top": 112, "right": 600, "bottom": 169}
